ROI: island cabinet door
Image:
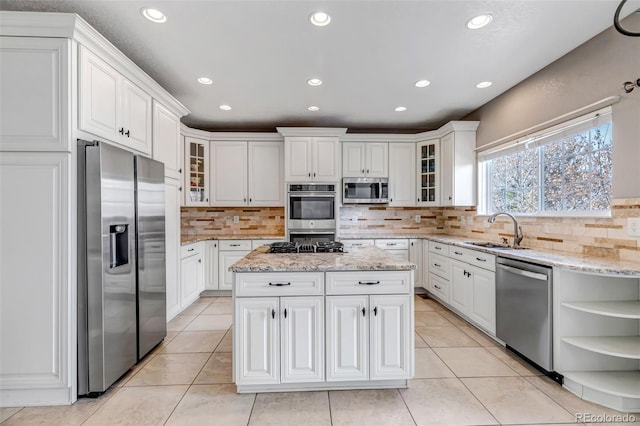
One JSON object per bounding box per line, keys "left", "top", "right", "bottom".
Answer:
{"left": 370, "top": 295, "right": 412, "bottom": 380}
{"left": 326, "top": 296, "right": 369, "bottom": 381}
{"left": 280, "top": 297, "right": 324, "bottom": 383}
{"left": 236, "top": 298, "right": 280, "bottom": 385}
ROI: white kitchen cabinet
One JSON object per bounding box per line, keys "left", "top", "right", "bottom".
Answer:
{"left": 374, "top": 239, "right": 409, "bottom": 261}
{"left": 469, "top": 267, "right": 496, "bottom": 332}
{"left": 211, "top": 141, "right": 283, "bottom": 206}
{"left": 450, "top": 259, "right": 473, "bottom": 314}
{"left": 0, "top": 37, "right": 70, "bottom": 152}
{"left": 409, "top": 239, "right": 423, "bottom": 288}
{"left": 165, "top": 178, "right": 182, "bottom": 320}
{"left": 184, "top": 136, "right": 209, "bottom": 206}
{"left": 388, "top": 143, "right": 416, "bottom": 206}
{"left": 342, "top": 142, "right": 388, "bottom": 178}
{"left": 326, "top": 293, "right": 411, "bottom": 381}
{"left": 219, "top": 240, "right": 252, "bottom": 291}
{"left": 284, "top": 136, "right": 341, "bottom": 182}
{"left": 205, "top": 240, "right": 219, "bottom": 291}
{"left": 235, "top": 295, "right": 324, "bottom": 386}
{"left": 416, "top": 140, "right": 440, "bottom": 206}
{"left": 439, "top": 131, "right": 476, "bottom": 206}
{"left": 211, "top": 141, "right": 247, "bottom": 205}
{"left": 152, "top": 101, "right": 182, "bottom": 179}
{"left": 180, "top": 242, "right": 204, "bottom": 308}
{"left": 79, "top": 46, "right": 152, "bottom": 155}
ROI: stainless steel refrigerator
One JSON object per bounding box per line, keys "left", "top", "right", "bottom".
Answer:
{"left": 77, "top": 140, "right": 166, "bottom": 396}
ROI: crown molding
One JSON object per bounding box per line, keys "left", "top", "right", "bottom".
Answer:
{"left": 276, "top": 127, "right": 348, "bottom": 137}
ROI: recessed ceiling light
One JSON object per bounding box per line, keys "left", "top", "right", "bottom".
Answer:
{"left": 141, "top": 7, "right": 167, "bottom": 23}
{"left": 307, "top": 78, "right": 322, "bottom": 86}
{"left": 309, "top": 11, "right": 331, "bottom": 27}
{"left": 308, "top": 106, "right": 320, "bottom": 112}
{"left": 197, "top": 77, "right": 213, "bottom": 85}
{"left": 476, "top": 81, "right": 493, "bottom": 88}
{"left": 415, "top": 80, "right": 431, "bottom": 88}
{"left": 394, "top": 106, "right": 407, "bottom": 112}
{"left": 466, "top": 14, "right": 493, "bottom": 29}
{"left": 219, "top": 105, "right": 232, "bottom": 111}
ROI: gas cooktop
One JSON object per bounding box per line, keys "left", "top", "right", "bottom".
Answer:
{"left": 267, "top": 241, "right": 344, "bottom": 254}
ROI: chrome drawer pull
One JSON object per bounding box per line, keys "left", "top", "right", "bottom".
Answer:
{"left": 269, "top": 282, "right": 291, "bottom": 286}
{"left": 358, "top": 280, "right": 381, "bottom": 285}
{"left": 476, "top": 257, "right": 487, "bottom": 262}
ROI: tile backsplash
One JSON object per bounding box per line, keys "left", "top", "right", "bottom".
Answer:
{"left": 338, "top": 198, "right": 640, "bottom": 261}
{"left": 181, "top": 207, "right": 284, "bottom": 239}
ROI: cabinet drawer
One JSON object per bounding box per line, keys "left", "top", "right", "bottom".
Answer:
{"left": 326, "top": 271, "right": 412, "bottom": 295}
{"left": 428, "top": 241, "right": 450, "bottom": 255}
{"left": 429, "top": 253, "right": 450, "bottom": 280}
{"left": 340, "top": 239, "right": 375, "bottom": 249}
{"left": 429, "top": 273, "right": 450, "bottom": 302}
{"left": 181, "top": 242, "right": 202, "bottom": 258}
{"left": 235, "top": 272, "right": 324, "bottom": 296}
{"left": 449, "top": 246, "right": 495, "bottom": 271}
{"left": 219, "top": 240, "right": 252, "bottom": 251}
{"left": 375, "top": 239, "right": 409, "bottom": 250}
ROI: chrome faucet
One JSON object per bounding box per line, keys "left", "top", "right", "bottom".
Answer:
{"left": 488, "top": 212, "right": 523, "bottom": 248}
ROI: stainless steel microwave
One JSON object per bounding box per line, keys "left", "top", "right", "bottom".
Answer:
{"left": 342, "top": 177, "right": 389, "bottom": 204}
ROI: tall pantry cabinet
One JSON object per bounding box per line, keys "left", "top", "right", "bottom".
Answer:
{"left": 0, "top": 12, "right": 189, "bottom": 407}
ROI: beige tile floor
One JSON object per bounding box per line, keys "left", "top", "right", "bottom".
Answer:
{"left": 1, "top": 295, "right": 636, "bottom": 426}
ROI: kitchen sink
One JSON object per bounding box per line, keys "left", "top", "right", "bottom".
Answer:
{"left": 466, "top": 241, "right": 529, "bottom": 250}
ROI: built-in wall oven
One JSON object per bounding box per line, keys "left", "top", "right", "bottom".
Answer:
{"left": 287, "top": 183, "right": 336, "bottom": 242}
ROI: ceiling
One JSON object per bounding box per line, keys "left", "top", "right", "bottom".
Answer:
{"left": 1, "top": 0, "right": 639, "bottom": 132}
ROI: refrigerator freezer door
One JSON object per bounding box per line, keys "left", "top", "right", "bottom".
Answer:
{"left": 80, "top": 141, "right": 137, "bottom": 395}
{"left": 135, "top": 155, "right": 167, "bottom": 360}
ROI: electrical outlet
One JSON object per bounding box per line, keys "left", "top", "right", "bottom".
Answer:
{"left": 628, "top": 218, "right": 640, "bottom": 236}
{"left": 275, "top": 215, "right": 280, "bottom": 222}
{"left": 460, "top": 216, "right": 466, "bottom": 225}
{"left": 415, "top": 215, "right": 421, "bottom": 223}
{"left": 352, "top": 215, "right": 358, "bottom": 223}
{"left": 233, "top": 215, "right": 239, "bottom": 224}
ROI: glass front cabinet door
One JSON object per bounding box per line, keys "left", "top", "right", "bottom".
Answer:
{"left": 184, "top": 136, "right": 210, "bottom": 206}
{"left": 417, "top": 140, "right": 439, "bottom": 206}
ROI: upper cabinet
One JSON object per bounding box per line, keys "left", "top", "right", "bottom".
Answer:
{"left": 388, "top": 143, "right": 416, "bottom": 207}
{"left": 416, "top": 139, "right": 439, "bottom": 206}
{"left": 342, "top": 142, "right": 388, "bottom": 178}
{"left": 211, "top": 140, "right": 284, "bottom": 207}
{"left": 79, "top": 46, "right": 152, "bottom": 155}
{"left": 279, "top": 128, "right": 346, "bottom": 182}
{"left": 439, "top": 130, "right": 477, "bottom": 206}
{"left": 152, "top": 101, "right": 181, "bottom": 179}
{"left": 184, "top": 136, "right": 209, "bottom": 206}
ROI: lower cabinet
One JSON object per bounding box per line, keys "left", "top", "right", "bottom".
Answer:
{"left": 219, "top": 247, "right": 251, "bottom": 291}
{"left": 326, "top": 294, "right": 411, "bottom": 382}
{"left": 450, "top": 258, "right": 496, "bottom": 333}
{"left": 180, "top": 243, "right": 204, "bottom": 309}
{"left": 236, "top": 296, "right": 324, "bottom": 385}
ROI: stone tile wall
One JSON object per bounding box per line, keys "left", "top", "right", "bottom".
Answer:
{"left": 181, "top": 207, "right": 284, "bottom": 239}
{"left": 338, "top": 205, "right": 445, "bottom": 237}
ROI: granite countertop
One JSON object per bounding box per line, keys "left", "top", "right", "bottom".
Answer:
{"left": 181, "top": 235, "right": 285, "bottom": 245}
{"left": 229, "top": 245, "right": 416, "bottom": 273}
{"left": 425, "top": 235, "right": 640, "bottom": 278}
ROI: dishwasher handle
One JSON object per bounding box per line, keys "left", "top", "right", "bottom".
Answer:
{"left": 498, "top": 263, "right": 548, "bottom": 281}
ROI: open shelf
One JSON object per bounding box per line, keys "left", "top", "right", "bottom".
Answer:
{"left": 561, "top": 301, "right": 640, "bottom": 319}
{"left": 563, "top": 371, "right": 640, "bottom": 398}
{"left": 562, "top": 336, "right": 640, "bottom": 359}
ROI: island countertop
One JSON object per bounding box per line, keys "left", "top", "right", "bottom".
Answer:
{"left": 229, "top": 245, "right": 416, "bottom": 272}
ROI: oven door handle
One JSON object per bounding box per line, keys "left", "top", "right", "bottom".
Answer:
{"left": 288, "top": 193, "right": 335, "bottom": 198}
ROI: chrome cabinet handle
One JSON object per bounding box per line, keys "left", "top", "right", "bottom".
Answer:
{"left": 358, "top": 281, "right": 380, "bottom": 285}
{"left": 269, "top": 282, "right": 291, "bottom": 286}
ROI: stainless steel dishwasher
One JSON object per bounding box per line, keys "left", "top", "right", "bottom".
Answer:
{"left": 496, "top": 257, "right": 555, "bottom": 374}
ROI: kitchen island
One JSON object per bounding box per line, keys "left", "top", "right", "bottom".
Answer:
{"left": 229, "top": 245, "right": 415, "bottom": 393}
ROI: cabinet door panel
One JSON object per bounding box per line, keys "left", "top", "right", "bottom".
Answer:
{"left": 121, "top": 79, "right": 152, "bottom": 155}
{"left": 248, "top": 141, "right": 283, "bottom": 206}
{"left": 152, "top": 102, "right": 181, "bottom": 179}
{"left": 409, "top": 239, "right": 422, "bottom": 288}
{"left": 370, "top": 295, "right": 411, "bottom": 380}
{"left": 211, "top": 141, "right": 247, "bottom": 205}
{"left": 366, "top": 143, "right": 388, "bottom": 177}
{"left": 470, "top": 268, "right": 496, "bottom": 334}
{"left": 236, "top": 298, "right": 280, "bottom": 385}
{"left": 313, "top": 137, "right": 340, "bottom": 181}
{"left": 342, "top": 142, "right": 365, "bottom": 177}
{"left": 184, "top": 137, "right": 209, "bottom": 206}
{"left": 450, "top": 260, "right": 472, "bottom": 314}
{"left": 285, "top": 137, "right": 312, "bottom": 181}
{"left": 180, "top": 254, "right": 201, "bottom": 308}
{"left": 440, "top": 133, "right": 454, "bottom": 206}
{"left": 281, "top": 297, "right": 324, "bottom": 383}
{"left": 205, "top": 241, "right": 219, "bottom": 290}
{"left": 79, "top": 46, "right": 120, "bottom": 142}
{"left": 388, "top": 143, "right": 416, "bottom": 206}
{"left": 165, "top": 179, "right": 181, "bottom": 320}
{"left": 219, "top": 251, "right": 250, "bottom": 291}
{"left": 326, "top": 296, "right": 369, "bottom": 381}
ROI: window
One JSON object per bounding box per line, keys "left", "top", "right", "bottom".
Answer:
{"left": 478, "top": 107, "right": 612, "bottom": 216}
